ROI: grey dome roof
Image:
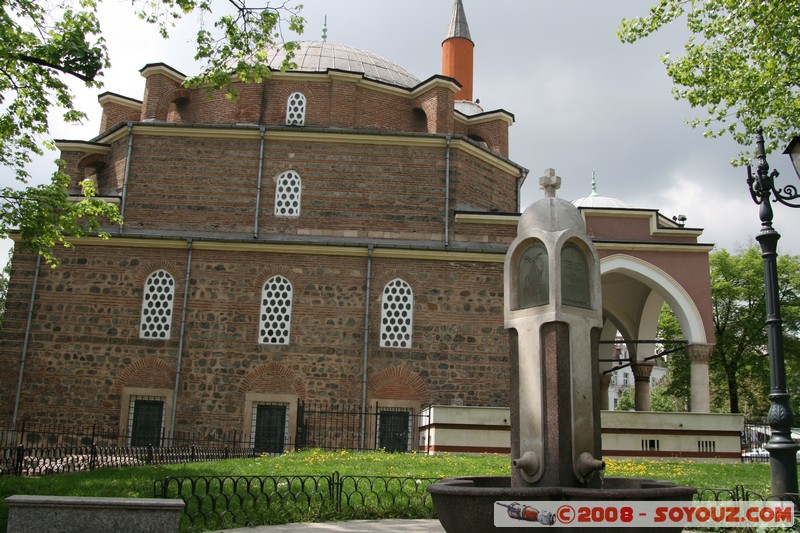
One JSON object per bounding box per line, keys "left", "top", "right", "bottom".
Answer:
{"left": 266, "top": 40, "right": 421, "bottom": 89}
{"left": 572, "top": 195, "right": 633, "bottom": 209}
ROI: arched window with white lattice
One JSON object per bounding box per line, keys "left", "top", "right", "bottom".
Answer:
{"left": 286, "top": 92, "right": 306, "bottom": 126}
{"left": 275, "top": 170, "right": 302, "bottom": 217}
{"left": 380, "top": 278, "right": 413, "bottom": 349}
{"left": 259, "top": 276, "right": 293, "bottom": 345}
{"left": 140, "top": 269, "right": 176, "bottom": 339}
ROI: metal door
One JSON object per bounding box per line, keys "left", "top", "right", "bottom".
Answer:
{"left": 254, "top": 404, "right": 287, "bottom": 454}
{"left": 130, "top": 399, "right": 164, "bottom": 447}
{"left": 378, "top": 410, "right": 410, "bottom": 452}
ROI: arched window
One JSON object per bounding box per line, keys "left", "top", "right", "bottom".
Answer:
{"left": 275, "top": 170, "right": 302, "bottom": 217}
{"left": 517, "top": 239, "right": 549, "bottom": 309}
{"left": 380, "top": 278, "right": 413, "bottom": 348}
{"left": 561, "top": 242, "right": 591, "bottom": 309}
{"left": 286, "top": 92, "right": 306, "bottom": 126}
{"left": 259, "top": 276, "right": 292, "bottom": 345}
{"left": 140, "top": 269, "right": 175, "bottom": 339}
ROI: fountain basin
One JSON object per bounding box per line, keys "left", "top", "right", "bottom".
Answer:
{"left": 428, "top": 476, "right": 696, "bottom": 532}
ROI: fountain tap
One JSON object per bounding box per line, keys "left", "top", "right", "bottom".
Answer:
{"left": 576, "top": 452, "right": 605, "bottom": 482}
{"left": 512, "top": 451, "right": 540, "bottom": 481}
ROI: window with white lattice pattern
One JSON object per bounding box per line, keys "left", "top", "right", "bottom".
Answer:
{"left": 140, "top": 269, "right": 175, "bottom": 339}
{"left": 379, "top": 278, "right": 413, "bottom": 348}
{"left": 259, "top": 276, "right": 292, "bottom": 345}
{"left": 275, "top": 170, "right": 302, "bottom": 217}
{"left": 286, "top": 92, "right": 306, "bottom": 126}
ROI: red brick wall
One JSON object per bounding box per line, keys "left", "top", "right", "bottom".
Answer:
{"left": 0, "top": 243, "right": 510, "bottom": 434}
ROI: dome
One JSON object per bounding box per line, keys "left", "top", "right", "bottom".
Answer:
{"left": 572, "top": 195, "right": 633, "bottom": 209}
{"left": 266, "top": 40, "right": 421, "bottom": 89}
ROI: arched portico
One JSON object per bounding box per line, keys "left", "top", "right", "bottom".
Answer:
{"left": 600, "top": 254, "right": 713, "bottom": 413}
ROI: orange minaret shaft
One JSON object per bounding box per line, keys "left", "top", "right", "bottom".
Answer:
{"left": 442, "top": 0, "right": 474, "bottom": 101}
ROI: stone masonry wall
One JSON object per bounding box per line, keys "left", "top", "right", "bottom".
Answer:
{"left": 0, "top": 242, "right": 510, "bottom": 435}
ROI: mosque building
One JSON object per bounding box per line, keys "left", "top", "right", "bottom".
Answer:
{"left": 0, "top": 0, "right": 717, "bottom": 456}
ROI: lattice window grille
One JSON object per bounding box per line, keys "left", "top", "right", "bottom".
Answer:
{"left": 140, "top": 269, "right": 175, "bottom": 339}
{"left": 275, "top": 171, "right": 302, "bottom": 217}
{"left": 380, "top": 278, "right": 413, "bottom": 348}
{"left": 259, "top": 276, "right": 293, "bottom": 345}
{"left": 286, "top": 92, "right": 306, "bottom": 126}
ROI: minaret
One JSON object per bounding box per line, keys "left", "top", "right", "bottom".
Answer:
{"left": 442, "top": 0, "right": 474, "bottom": 101}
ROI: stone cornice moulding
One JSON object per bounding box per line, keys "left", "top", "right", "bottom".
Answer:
{"left": 53, "top": 141, "right": 112, "bottom": 155}
{"left": 89, "top": 124, "right": 523, "bottom": 176}
{"left": 52, "top": 235, "right": 507, "bottom": 263}
{"left": 98, "top": 92, "right": 143, "bottom": 111}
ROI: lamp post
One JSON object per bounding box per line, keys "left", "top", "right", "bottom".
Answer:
{"left": 746, "top": 128, "right": 800, "bottom": 500}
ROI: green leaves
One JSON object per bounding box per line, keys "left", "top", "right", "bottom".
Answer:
{"left": 1, "top": 164, "right": 122, "bottom": 266}
{"left": 1, "top": 1, "right": 304, "bottom": 264}
{"left": 619, "top": 0, "right": 800, "bottom": 163}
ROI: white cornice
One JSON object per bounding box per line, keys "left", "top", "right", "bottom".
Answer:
{"left": 54, "top": 141, "right": 111, "bottom": 155}
{"left": 91, "top": 125, "right": 522, "bottom": 175}
{"left": 50, "top": 235, "right": 506, "bottom": 263}
{"left": 98, "top": 93, "right": 142, "bottom": 111}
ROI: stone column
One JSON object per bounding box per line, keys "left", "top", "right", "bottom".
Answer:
{"left": 631, "top": 362, "right": 654, "bottom": 412}
{"left": 687, "top": 343, "right": 714, "bottom": 413}
{"left": 599, "top": 374, "right": 611, "bottom": 411}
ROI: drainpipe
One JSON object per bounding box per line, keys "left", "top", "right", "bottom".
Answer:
{"left": 11, "top": 254, "right": 42, "bottom": 429}
{"left": 169, "top": 238, "right": 193, "bottom": 441}
{"left": 517, "top": 168, "right": 528, "bottom": 213}
{"left": 359, "top": 244, "right": 374, "bottom": 449}
{"left": 253, "top": 126, "right": 266, "bottom": 239}
{"left": 118, "top": 123, "right": 134, "bottom": 233}
{"left": 444, "top": 135, "right": 452, "bottom": 248}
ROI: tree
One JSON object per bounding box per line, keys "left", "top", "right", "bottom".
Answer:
{"left": 655, "top": 303, "right": 690, "bottom": 411}
{"left": 709, "top": 247, "right": 800, "bottom": 416}
{"left": 1, "top": 0, "right": 304, "bottom": 264}
{"left": 0, "top": 248, "right": 10, "bottom": 333}
{"left": 618, "top": 0, "right": 800, "bottom": 160}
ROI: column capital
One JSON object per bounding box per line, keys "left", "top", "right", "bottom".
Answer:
{"left": 687, "top": 343, "right": 714, "bottom": 364}
{"left": 631, "top": 362, "right": 654, "bottom": 382}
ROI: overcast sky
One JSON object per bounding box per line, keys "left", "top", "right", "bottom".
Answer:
{"left": 3, "top": 0, "right": 799, "bottom": 268}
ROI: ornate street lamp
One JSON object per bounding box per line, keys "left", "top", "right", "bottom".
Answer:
{"left": 746, "top": 129, "right": 800, "bottom": 501}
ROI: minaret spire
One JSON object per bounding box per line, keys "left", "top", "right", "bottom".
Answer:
{"left": 442, "top": 0, "right": 475, "bottom": 101}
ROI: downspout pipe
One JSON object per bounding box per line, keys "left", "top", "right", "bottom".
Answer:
{"left": 11, "top": 253, "right": 42, "bottom": 429}
{"left": 253, "top": 126, "right": 266, "bottom": 239}
{"left": 169, "top": 238, "right": 193, "bottom": 441}
{"left": 517, "top": 168, "right": 529, "bottom": 213}
{"left": 359, "top": 244, "right": 374, "bottom": 449}
{"left": 444, "top": 135, "right": 452, "bottom": 248}
{"left": 118, "top": 123, "right": 134, "bottom": 234}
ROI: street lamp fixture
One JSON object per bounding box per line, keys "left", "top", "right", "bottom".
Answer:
{"left": 746, "top": 128, "right": 799, "bottom": 502}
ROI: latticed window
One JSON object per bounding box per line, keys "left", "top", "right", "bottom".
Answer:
{"left": 259, "top": 276, "right": 292, "bottom": 345}
{"left": 140, "top": 269, "right": 175, "bottom": 339}
{"left": 286, "top": 92, "right": 306, "bottom": 126}
{"left": 380, "top": 278, "right": 413, "bottom": 348}
{"left": 275, "top": 170, "right": 302, "bottom": 217}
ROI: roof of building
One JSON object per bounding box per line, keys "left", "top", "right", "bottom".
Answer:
{"left": 266, "top": 40, "right": 421, "bottom": 89}
{"left": 445, "top": 0, "right": 472, "bottom": 43}
{"left": 571, "top": 172, "right": 633, "bottom": 209}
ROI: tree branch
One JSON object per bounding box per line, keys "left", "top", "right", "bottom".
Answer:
{"left": 13, "top": 52, "right": 95, "bottom": 83}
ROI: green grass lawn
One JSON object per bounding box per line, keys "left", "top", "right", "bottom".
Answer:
{"left": 0, "top": 450, "right": 774, "bottom": 532}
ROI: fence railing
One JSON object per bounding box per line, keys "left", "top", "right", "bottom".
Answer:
{"left": 154, "top": 473, "right": 799, "bottom": 532}
{"left": 0, "top": 402, "right": 432, "bottom": 476}
{"left": 154, "top": 472, "right": 439, "bottom": 530}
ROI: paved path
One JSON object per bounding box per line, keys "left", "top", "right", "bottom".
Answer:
{"left": 208, "top": 519, "right": 445, "bottom": 532}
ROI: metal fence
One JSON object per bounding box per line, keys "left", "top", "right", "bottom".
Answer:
{"left": 154, "top": 472, "right": 440, "bottom": 530}
{"left": 153, "top": 473, "right": 799, "bottom": 532}
{"left": 0, "top": 402, "right": 430, "bottom": 476}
